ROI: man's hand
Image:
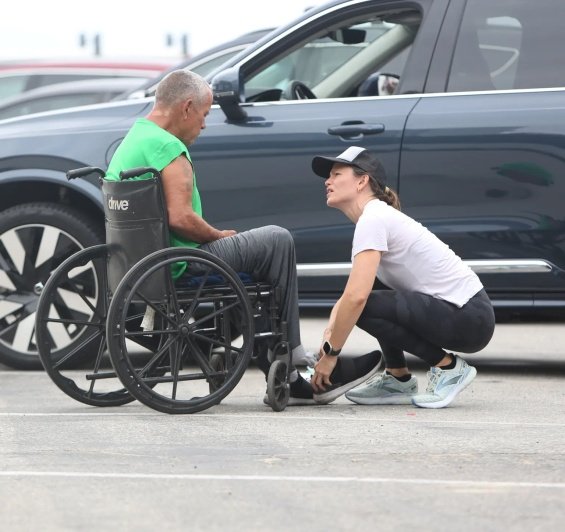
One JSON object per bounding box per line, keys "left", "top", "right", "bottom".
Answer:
{"left": 311, "top": 354, "right": 338, "bottom": 392}
{"left": 218, "top": 230, "right": 237, "bottom": 238}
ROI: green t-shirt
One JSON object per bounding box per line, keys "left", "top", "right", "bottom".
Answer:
{"left": 106, "top": 118, "right": 203, "bottom": 278}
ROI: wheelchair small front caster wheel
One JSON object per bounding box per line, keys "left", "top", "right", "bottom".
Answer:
{"left": 267, "top": 359, "right": 289, "bottom": 412}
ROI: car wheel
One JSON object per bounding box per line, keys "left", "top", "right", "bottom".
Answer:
{"left": 0, "top": 202, "right": 103, "bottom": 370}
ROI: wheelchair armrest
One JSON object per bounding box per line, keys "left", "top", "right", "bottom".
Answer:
{"left": 66, "top": 166, "right": 105, "bottom": 181}
{"left": 120, "top": 167, "right": 161, "bottom": 180}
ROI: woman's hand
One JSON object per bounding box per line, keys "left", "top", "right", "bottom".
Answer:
{"left": 311, "top": 354, "right": 338, "bottom": 392}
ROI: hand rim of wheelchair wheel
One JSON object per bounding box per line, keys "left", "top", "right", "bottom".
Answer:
{"left": 35, "top": 244, "right": 134, "bottom": 407}
{"left": 106, "top": 247, "right": 254, "bottom": 415}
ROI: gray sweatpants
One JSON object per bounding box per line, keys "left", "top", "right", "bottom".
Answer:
{"left": 198, "top": 225, "right": 303, "bottom": 354}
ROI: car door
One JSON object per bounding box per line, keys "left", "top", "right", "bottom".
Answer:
{"left": 400, "top": 0, "right": 565, "bottom": 309}
{"left": 193, "top": 0, "right": 449, "bottom": 301}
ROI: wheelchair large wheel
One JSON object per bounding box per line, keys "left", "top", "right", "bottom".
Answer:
{"left": 35, "top": 245, "right": 134, "bottom": 407}
{"left": 106, "top": 248, "right": 254, "bottom": 414}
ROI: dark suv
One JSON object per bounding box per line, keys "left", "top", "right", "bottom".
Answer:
{"left": 0, "top": 0, "right": 564, "bottom": 369}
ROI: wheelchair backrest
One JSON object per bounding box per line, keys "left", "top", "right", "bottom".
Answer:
{"left": 101, "top": 175, "right": 170, "bottom": 299}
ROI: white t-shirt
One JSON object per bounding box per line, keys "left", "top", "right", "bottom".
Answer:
{"left": 352, "top": 199, "right": 483, "bottom": 307}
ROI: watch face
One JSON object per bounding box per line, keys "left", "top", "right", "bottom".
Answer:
{"left": 322, "top": 341, "right": 331, "bottom": 355}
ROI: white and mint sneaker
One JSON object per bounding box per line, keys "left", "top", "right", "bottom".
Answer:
{"left": 412, "top": 355, "right": 477, "bottom": 409}
{"left": 345, "top": 371, "right": 418, "bottom": 405}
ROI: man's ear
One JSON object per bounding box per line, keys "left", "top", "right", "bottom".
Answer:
{"left": 182, "top": 98, "right": 193, "bottom": 119}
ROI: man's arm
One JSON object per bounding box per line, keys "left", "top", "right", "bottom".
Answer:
{"left": 161, "top": 155, "right": 235, "bottom": 243}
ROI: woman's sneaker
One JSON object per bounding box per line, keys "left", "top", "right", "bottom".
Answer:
{"left": 412, "top": 355, "right": 477, "bottom": 409}
{"left": 313, "top": 351, "right": 382, "bottom": 405}
{"left": 345, "top": 371, "right": 418, "bottom": 405}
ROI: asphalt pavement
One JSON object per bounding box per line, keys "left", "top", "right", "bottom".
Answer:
{"left": 1, "top": 318, "right": 564, "bottom": 531}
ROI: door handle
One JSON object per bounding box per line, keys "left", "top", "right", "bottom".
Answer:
{"left": 327, "top": 123, "right": 385, "bottom": 136}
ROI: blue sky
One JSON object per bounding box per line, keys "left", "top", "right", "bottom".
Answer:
{"left": 1, "top": 0, "right": 326, "bottom": 61}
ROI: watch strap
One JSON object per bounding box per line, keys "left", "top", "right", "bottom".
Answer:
{"left": 323, "top": 340, "right": 341, "bottom": 356}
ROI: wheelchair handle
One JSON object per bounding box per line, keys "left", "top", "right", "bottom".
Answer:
{"left": 66, "top": 166, "right": 105, "bottom": 181}
{"left": 119, "top": 167, "right": 161, "bottom": 180}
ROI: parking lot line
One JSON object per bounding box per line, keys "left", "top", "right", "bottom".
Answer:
{"left": 1, "top": 411, "right": 564, "bottom": 427}
{"left": 0, "top": 471, "right": 564, "bottom": 490}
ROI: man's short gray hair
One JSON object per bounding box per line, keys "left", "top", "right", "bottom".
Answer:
{"left": 155, "top": 69, "right": 211, "bottom": 107}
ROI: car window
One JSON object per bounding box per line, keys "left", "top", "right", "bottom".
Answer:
{"left": 0, "top": 92, "right": 107, "bottom": 119}
{"left": 190, "top": 49, "right": 244, "bottom": 78}
{"left": 131, "top": 49, "right": 247, "bottom": 99}
{"left": 1, "top": 73, "right": 150, "bottom": 99}
{"left": 447, "top": 0, "right": 564, "bottom": 92}
{"left": 33, "top": 74, "right": 99, "bottom": 87}
{"left": 0, "top": 76, "right": 29, "bottom": 100}
{"left": 244, "top": 10, "right": 421, "bottom": 101}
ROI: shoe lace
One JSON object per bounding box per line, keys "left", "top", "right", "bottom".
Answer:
{"left": 425, "top": 368, "right": 442, "bottom": 393}
{"left": 364, "top": 371, "right": 386, "bottom": 386}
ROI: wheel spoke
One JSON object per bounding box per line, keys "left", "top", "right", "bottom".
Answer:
{"left": 12, "top": 313, "right": 35, "bottom": 352}
{"left": 124, "top": 328, "right": 178, "bottom": 338}
{"left": 185, "top": 336, "right": 214, "bottom": 376}
{"left": 0, "top": 270, "right": 16, "bottom": 291}
{"left": 0, "top": 308, "right": 31, "bottom": 338}
{"left": 53, "top": 329, "right": 104, "bottom": 369}
{"left": 35, "top": 226, "right": 61, "bottom": 269}
{"left": 181, "top": 267, "right": 211, "bottom": 322}
{"left": 170, "top": 339, "right": 183, "bottom": 400}
{"left": 189, "top": 330, "right": 244, "bottom": 353}
{"left": 87, "top": 335, "right": 108, "bottom": 398}
{"left": 189, "top": 300, "right": 240, "bottom": 330}
{"left": 56, "top": 286, "right": 97, "bottom": 318}
{"left": 135, "top": 334, "right": 177, "bottom": 378}
{"left": 0, "top": 228, "right": 26, "bottom": 275}
{"left": 129, "top": 290, "right": 178, "bottom": 329}
{"left": 46, "top": 305, "right": 73, "bottom": 349}
{"left": 43, "top": 317, "right": 103, "bottom": 328}
{"left": 63, "top": 277, "right": 99, "bottom": 317}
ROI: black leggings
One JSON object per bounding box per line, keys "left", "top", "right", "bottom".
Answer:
{"left": 357, "top": 288, "right": 495, "bottom": 368}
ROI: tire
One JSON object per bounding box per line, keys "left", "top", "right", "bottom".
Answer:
{"left": 0, "top": 202, "right": 103, "bottom": 369}
{"left": 106, "top": 247, "right": 254, "bottom": 414}
{"left": 267, "top": 360, "right": 289, "bottom": 412}
{"left": 35, "top": 245, "right": 134, "bottom": 407}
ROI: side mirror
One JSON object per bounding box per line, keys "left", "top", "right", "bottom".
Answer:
{"left": 211, "top": 66, "right": 248, "bottom": 122}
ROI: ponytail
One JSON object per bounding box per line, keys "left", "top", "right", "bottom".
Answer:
{"left": 352, "top": 167, "right": 401, "bottom": 210}
{"left": 380, "top": 186, "right": 401, "bottom": 211}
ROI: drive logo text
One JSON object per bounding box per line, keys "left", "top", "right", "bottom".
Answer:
{"left": 107, "top": 197, "right": 129, "bottom": 211}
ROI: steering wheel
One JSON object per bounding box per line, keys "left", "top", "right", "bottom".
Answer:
{"left": 282, "top": 80, "right": 317, "bottom": 100}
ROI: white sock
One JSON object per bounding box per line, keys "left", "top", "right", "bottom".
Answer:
{"left": 292, "top": 346, "right": 318, "bottom": 367}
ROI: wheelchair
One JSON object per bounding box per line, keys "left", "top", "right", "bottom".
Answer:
{"left": 34, "top": 166, "right": 293, "bottom": 413}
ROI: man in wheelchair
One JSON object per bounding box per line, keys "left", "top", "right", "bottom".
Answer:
{"left": 105, "top": 70, "right": 316, "bottom": 406}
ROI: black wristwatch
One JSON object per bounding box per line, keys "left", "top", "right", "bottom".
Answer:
{"left": 322, "top": 340, "right": 341, "bottom": 357}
